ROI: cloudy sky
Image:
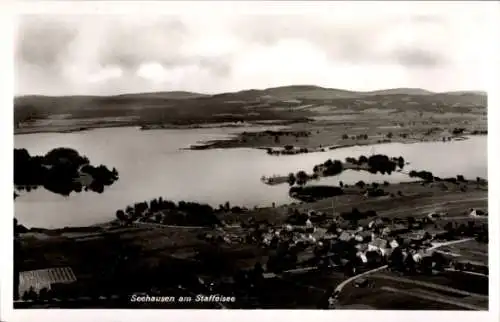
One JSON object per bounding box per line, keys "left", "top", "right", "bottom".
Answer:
{"left": 14, "top": 2, "right": 497, "bottom": 96}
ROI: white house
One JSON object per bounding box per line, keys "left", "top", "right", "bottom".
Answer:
{"left": 389, "top": 239, "right": 399, "bottom": 249}
{"left": 356, "top": 252, "right": 368, "bottom": 263}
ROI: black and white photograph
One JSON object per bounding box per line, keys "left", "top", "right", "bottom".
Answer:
{"left": 4, "top": 0, "right": 499, "bottom": 319}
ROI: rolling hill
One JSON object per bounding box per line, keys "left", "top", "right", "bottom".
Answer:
{"left": 14, "top": 85, "right": 487, "bottom": 131}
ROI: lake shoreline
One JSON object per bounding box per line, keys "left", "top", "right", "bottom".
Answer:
{"left": 14, "top": 119, "right": 297, "bottom": 136}
{"left": 188, "top": 133, "right": 481, "bottom": 153}
{"left": 16, "top": 179, "right": 487, "bottom": 232}
{"left": 14, "top": 125, "right": 487, "bottom": 229}
{"left": 15, "top": 122, "right": 484, "bottom": 156}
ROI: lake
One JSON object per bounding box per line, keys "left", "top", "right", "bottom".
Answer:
{"left": 14, "top": 127, "right": 487, "bottom": 228}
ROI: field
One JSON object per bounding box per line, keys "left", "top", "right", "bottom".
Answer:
{"left": 438, "top": 239, "right": 488, "bottom": 263}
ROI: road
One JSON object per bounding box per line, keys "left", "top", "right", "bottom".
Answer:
{"left": 333, "top": 238, "right": 475, "bottom": 296}
{"left": 428, "top": 238, "right": 474, "bottom": 251}
{"left": 380, "top": 286, "right": 485, "bottom": 311}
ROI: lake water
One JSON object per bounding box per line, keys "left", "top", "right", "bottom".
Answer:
{"left": 14, "top": 127, "right": 487, "bottom": 228}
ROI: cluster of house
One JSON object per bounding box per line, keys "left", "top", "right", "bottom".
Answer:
{"left": 202, "top": 207, "right": 486, "bottom": 277}
{"left": 244, "top": 209, "right": 454, "bottom": 269}
{"left": 199, "top": 226, "right": 246, "bottom": 244}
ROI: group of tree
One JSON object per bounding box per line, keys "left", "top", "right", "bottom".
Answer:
{"left": 289, "top": 185, "right": 344, "bottom": 202}
{"left": 312, "top": 159, "right": 343, "bottom": 177}
{"left": 365, "top": 154, "right": 403, "bottom": 174}
{"left": 409, "top": 170, "right": 435, "bottom": 182}
{"left": 442, "top": 221, "right": 488, "bottom": 242}
{"left": 285, "top": 209, "right": 326, "bottom": 226}
{"left": 14, "top": 147, "right": 119, "bottom": 196}
{"left": 322, "top": 159, "right": 344, "bottom": 176}
{"left": 349, "top": 155, "right": 405, "bottom": 173}
{"left": 342, "top": 134, "right": 368, "bottom": 140}
{"left": 388, "top": 247, "right": 449, "bottom": 275}
{"left": 339, "top": 207, "right": 377, "bottom": 221}
{"left": 115, "top": 197, "right": 221, "bottom": 227}
{"left": 266, "top": 145, "right": 312, "bottom": 155}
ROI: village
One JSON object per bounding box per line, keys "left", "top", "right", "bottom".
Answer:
{"left": 175, "top": 199, "right": 489, "bottom": 309}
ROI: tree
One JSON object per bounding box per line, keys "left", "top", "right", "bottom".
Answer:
{"left": 355, "top": 180, "right": 366, "bottom": 189}
{"left": 39, "top": 287, "right": 49, "bottom": 301}
{"left": 358, "top": 155, "right": 368, "bottom": 164}
{"left": 386, "top": 132, "right": 393, "bottom": 139}
{"left": 116, "top": 210, "right": 127, "bottom": 222}
{"left": 296, "top": 170, "right": 308, "bottom": 185}
{"left": 388, "top": 247, "right": 404, "bottom": 271}
{"left": 431, "top": 252, "right": 447, "bottom": 272}
{"left": 339, "top": 181, "right": 344, "bottom": 188}
{"left": 253, "top": 262, "right": 264, "bottom": 281}
{"left": 342, "top": 134, "right": 349, "bottom": 140}
{"left": 407, "top": 216, "right": 416, "bottom": 228}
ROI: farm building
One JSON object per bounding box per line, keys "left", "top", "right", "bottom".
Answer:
{"left": 19, "top": 267, "right": 77, "bottom": 297}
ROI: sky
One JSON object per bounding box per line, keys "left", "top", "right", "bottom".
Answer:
{"left": 14, "top": 2, "right": 498, "bottom": 96}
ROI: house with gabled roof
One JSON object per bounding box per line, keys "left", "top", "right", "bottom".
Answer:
{"left": 368, "top": 238, "right": 388, "bottom": 256}
{"left": 339, "top": 231, "right": 352, "bottom": 242}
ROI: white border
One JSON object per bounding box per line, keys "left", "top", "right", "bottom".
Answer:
{"left": 1, "top": 1, "right": 499, "bottom": 322}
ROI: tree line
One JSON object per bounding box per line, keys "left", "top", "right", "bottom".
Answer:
{"left": 115, "top": 197, "right": 222, "bottom": 227}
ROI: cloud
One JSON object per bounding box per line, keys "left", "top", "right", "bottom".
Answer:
{"left": 15, "top": 16, "right": 78, "bottom": 69}
{"left": 14, "top": 3, "right": 495, "bottom": 95}
{"left": 394, "top": 48, "right": 444, "bottom": 67}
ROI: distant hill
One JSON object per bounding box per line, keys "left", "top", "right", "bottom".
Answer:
{"left": 114, "top": 91, "right": 207, "bottom": 100}
{"left": 362, "top": 88, "right": 435, "bottom": 96}
{"left": 14, "top": 85, "right": 487, "bottom": 130}
{"left": 441, "top": 90, "right": 487, "bottom": 96}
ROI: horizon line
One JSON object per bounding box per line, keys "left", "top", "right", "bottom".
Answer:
{"left": 14, "top": 85, "right": 487, "bottom": 98}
